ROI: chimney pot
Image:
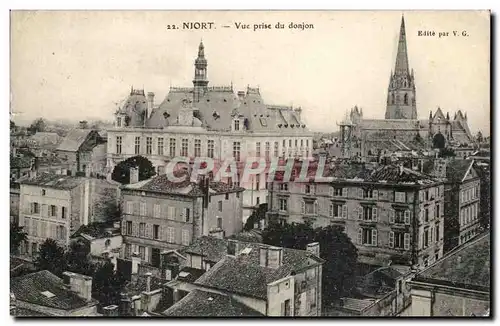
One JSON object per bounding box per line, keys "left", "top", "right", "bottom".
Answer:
{"left": 306, "top": 242, "right": 320, "bottom": 257}
{"left": 145, "top": 272, "right": 152, "bottom": 293}
{"left": 267, "top": 246, "right": 283, "bottom": 269}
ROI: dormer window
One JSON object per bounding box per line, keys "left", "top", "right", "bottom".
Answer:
{"left": 117, "top": 117, "right": 122, "bottom": 127}
{"left": 234, "top": 119, "right": 240, "bottom": 131}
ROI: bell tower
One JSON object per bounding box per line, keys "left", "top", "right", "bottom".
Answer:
{"left": 193, "top": 41, "right": 209, "bottom": 102}
{"left": 385, "top": 16, "right": 417, "bottom": 120}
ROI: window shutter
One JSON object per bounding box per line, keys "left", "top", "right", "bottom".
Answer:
{"left": 357, "top": 228, "right": 362, "bottom": 245}
{"left": 389, "top": 231, "right": 394, "bottom": 248}
{"left": 121, "top": 221, "right": 126, "bottom": 235}
{"left": 358, "top": 206, "right": 363, "bottom": 220}
{"left": 342, "top": 188, "right": 348, "bottom": 197}
{"left": 373, "top": 190, "right": 378, "bottom": 199}
{"left": 372, "top": 207, "right": 378, "bottom": 221}
{"left": 372, "top": 229, "right": 378, "bottom": 246}
{"left": 342, "top": 205, "right": 347, "bottom": 218}
{"left": 329, "top": 204, "right": 333, "bottom": 217}
{"left": 404, "top": 233, "right": 410, "bottom": 250}
{"left": 161, "top": 226, "right": 167, "bottom": 241}
{"left": 146, "top": 224, "right": 152, "bottom": 238}
{"left": 301, "top": 201, "right": 305, "bottom": 214}
{"left": 404, "top": 210, "right": 410, "bottom": 225}
{"left": 358, "top": 188, "right": 364, "bottom": 198}
{"left": 329, "top": 187, "right": 334, "bottom": 197}
{"left": 389, "top": 210, "right": 395, "bottom": 224}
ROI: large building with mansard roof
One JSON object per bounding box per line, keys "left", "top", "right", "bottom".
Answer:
{"left": 338, "top": 16, "right": 474, "bottom": 159}
{"left": 106, "top": 41, "right": 314, "bottom": 220}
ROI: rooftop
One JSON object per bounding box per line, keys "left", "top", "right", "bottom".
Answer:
{"left": 122, "top": 274, "right": 165, "bottom": 297}
{"left": 414, "top": 232, "right": 490, "bottom": 292}
{"left": 19, "top": 172, "right": 86, "bottom": 190}
{"left": 10, "top": 270, "right": 95, "bottom": 310}
{"left": 56, "top": 129, "right": 97, "bottom": 152}
{"left": 162, "top": 289, "right": 264, "bottom": 317}
{"left": 71, "top": 222, "right": 121, "bottom": 240}
{"left": 446, "top": 159, "right": 474, "bottom": 183}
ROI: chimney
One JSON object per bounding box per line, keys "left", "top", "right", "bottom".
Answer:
{"left": 103, "top": 305, "right": 119, "bottom": 317}
{"left": 62, "top": 271, "right": 93, "bottom": 302}
{"left": 259, "top": 247, "right": 268, "bottom": 267}
{"left": 145, "top": 272, "right": 152, "bottom": 293}
{"left": 267, "top": 247, "right": 283, "bottom": 269}
{"left": 227, "top": 239, "right": 239, "bottom": 256}
{"left": 147, "top": 92, "right": 155, "bottom": 119}
{"left": 129, "top": 167, "right": 139, "bottom": 184}
{"left": 79, "top": 120, "right": 88, "bottom": 129}
{"left": 237, "top": 91, "right": 245, "bottom": 100}
{"left": 306, "top": 242, "right": 320, "bottom": 257}
{"left": 131, "top": 254, "right": 141, "bottom": 274}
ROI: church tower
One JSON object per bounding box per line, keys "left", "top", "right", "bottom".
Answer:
{"left": 385, "top": 16, "right": 417, "bottom": 120}
{"left": 193, "top": 41, "right": 209, "bottom": 102}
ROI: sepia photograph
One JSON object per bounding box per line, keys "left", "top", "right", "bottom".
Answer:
{"left": 9, "top": 10, "right": 491, "bottom": 318}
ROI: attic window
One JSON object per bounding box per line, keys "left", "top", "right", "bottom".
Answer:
{"left": 259, "top": 118, "right": 267, "bottom": 127}
{"left": 42, "top": 189, "right": 46, "bottom": 196}
{"left": 41, "top": 291, "right": 55, "bottom": 298}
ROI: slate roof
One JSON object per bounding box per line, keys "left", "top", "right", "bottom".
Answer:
{"left": 360, "top": 119, "right": 422, "bottom": 130}
{"left": 56, "top": 129, "right": 93, "bottom": 152}
{"left": 163, "top": 289, "right": 264, "bottom": 317}
{"left": 192, "top": 238, "right": 324, "bottom": 299}
{"left": 19, "top": 172, "right": 85, "bottom": 190}
{"left": 71, "top": 223, "right": 121, "bottom": 240}
{"left": 10, "top": 155, "right": 33, "bottom": 169}
{"left": 10, "top": 270, "right": 94, "bottom": 310}
{"left": 446, "top": 159, "right": 474, "bottom": 183}
{"left": 414, "top": 232, "right": 490, "bottom": 292}
{"left": 123, "top": 173, "right": 245, "bottom": 197}
{"left": 366, "top": 164, "right": 437, "bottom": 185}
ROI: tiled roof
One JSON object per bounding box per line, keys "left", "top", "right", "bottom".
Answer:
{"left": 56, "top": 129, "right": 93, "bottom": 152}
{"left": 10, "top": 270, "right": 93, "bottom": 310}
{"left": 340, "top": 297, "right": 375, "bottom": 312}
{"left": 19, "top": 172, "right": 85, "bottom": 190}
{"left": 415, "top": 232, "right": 490, "bottom": 292}
{"left": 193, "top": 238, "right": 324, "bottom": 299}
{"left": 123, "top": 274, "right": 165, "bottom": 297}
{"left": 123, "top": 173, "right": 244, "bottom": 197}
{"left": 163, "top": 289, "right": 264, "bottom": 317}
{"left": 183, "top": 236, "right": 228, "bottom": 262}
{"left": 366, "top": 164, "right": 437, "bottom": 185}
{"left": 71, "top": 223, "right": 121, "bottom": 240}
{"left": 10, "top": 155, "right": 32, "bottom": 169}
{"left": 28, "top": 132, "right": 62, "bottom": 148}
{"left": 446, "top": 159, "right": 474, "bottom": 183}
{"left": 14, "top": 307, "right": 50, "bottom": 317}
{"left": 176, "top": 267, "right": 206, "bottom": 283}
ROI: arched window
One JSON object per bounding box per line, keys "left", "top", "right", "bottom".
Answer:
{"left": 404, "top": 93, "right": 409, "bottom": 105}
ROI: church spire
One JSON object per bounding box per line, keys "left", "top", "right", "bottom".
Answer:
{"left": 394, "top": 15, "right": 410, "bottom": 75}
{"left": 193, "top": 41, "right": 209, "bottom": 102}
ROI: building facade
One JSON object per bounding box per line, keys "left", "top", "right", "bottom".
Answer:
{"left": 267, "top": 162, "right": 445, "bottom": 269}
{"left": 106, "top": 42, "right": 314, "bottom": 219}
{"left": 120, "top": 172, "right": 244, "bottom": 267}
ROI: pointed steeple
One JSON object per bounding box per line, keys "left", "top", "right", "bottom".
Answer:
{"left": 394, "top": 15, "right": 410, "bottom": 75}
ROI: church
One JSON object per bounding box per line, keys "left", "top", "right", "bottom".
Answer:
{"left": 339, "top": 16, "right": 474, "bottom": 159}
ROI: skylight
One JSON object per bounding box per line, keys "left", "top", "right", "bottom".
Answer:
{"left": 240, "top": 247, "right": 252, "bottom": 255}
{"left": 41, "top": 291, "right": 55, "bottom": 298}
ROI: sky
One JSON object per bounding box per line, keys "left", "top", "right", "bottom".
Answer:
{"left": 10, "top": 10, "right": 490, "bottom": 134}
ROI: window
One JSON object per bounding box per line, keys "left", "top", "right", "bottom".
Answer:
{"left": 167, "top": 206, "right": 176, "bottom": 219}
{"left": 153, "top": 204, "right": 161, "bottom": 218}
{"left": 279, "top": 183, "right": 288, "bottom": 191}
{"left": 233, "top": 142, "right": 241, "bottom": 162}
{"left": 140, "top": 202, "right": 146, "bottom": 216}
{"left": 234, "top": 120, "right": 240, "bottom": 131}
{"left": 329, "top": 203, "right": 345, "bottom": 218}
{"left": 218, "top": 201, "right": 223, "bottom": 212}
{"left": 134, "top": 136, "right": 141, "bottom": 155}
{"left": 181, "top": 139, "right": 188, "bottom": 156}
{"left": 194, "top": 139, "right": 201, "bottom": 157}
{"left": 139, "top": 246, "right": 145, "bottom": 260}
{"left": 435, "top": 204, "right": 440, "bottom": 219}
{"left": 424, "top": 208, "right": 429, "bottom": 222}
{"left": 274, "top": 141, "right": 279, "bottom": 157}
{"left": 283, "top": 299, "right": 291, "bottom": 316}
{"left": 169, "top": 138, "right": 176, "bottom": 157}
{"left": 32, "top": 242, "right": 38, "bottom": 255}
{"left": 139, "top": 223, "right": 145, "bottom": 237}
{"left": 104, "top": 239, "right": 111, "bottom": 249}
{"left": 332, "top": 187, "right": 344, "bottom": 197}
{"left": 435, "top": 224, "right": 440, "bottom": 241}
{"left": 61, "top": 207, "right": 67, "bottom": 219}
{"left": 364, "top": 189, "right": 378, "bottom": 199}
{"left": 361, "top": 206, "right": 377, "bottom": 221}
{"left": 117, "top": 117, "right": 122, "bottom": 127}
{"left": 300, "top": 139, "right": 304, "bottom": 147}
{"left": 359, "top": 228, "right": 377, "bottom": 246}
{"left": 184, "top": 208, "right": 190, "bottom": 222}
{"left": 265, "top": 142, "right": 270, "bottom": 159}
{"left": 395, "top": 191, "right": 406, "bottom": 203}
{"left": 265, "top": 173, "right": 269, "bottom": 189}
{"left": 42, "top": 189, "right": 46, "bottom": 196}
{"left": 305, "top": 184, "right": 311, "bottom": 194}
{"left": 146, "top": 137, "right": 152, "bottom": 155}
{"left": 295, "top": 139, "right": 298, "bottom": 147}
{"left": 279, "top": 198, "right": 288, "bottom": 212}
{"left": 256, "top": 197, "right": 260, "bottom": 205}
{"left": 31, "top": 202, "right": 40, "bottom": 214}
{"left": 391, "top": 209, "right": 410, "bottom": 224}
{"left": 217, "top": 217, "right": 223, "bottom": 229}
{"left": 125, "top": 243, "right": 132, "bottom": 258}
{"left": 153, "top": 225, "right": 159, "bottom": 240}
{"left": 50, "top": 205, "right": 57, "bottom": 217}
{"left": 126, "top": 202, "right": 134, "bottom": 215}
{"left": 289, "top": 139, "right": 292, "bottom": 147}
{"left": 424, "top": 229, "right": 429, "bottom": 248}
{"left": 256, "top": 174, "right": 260, "bottom": 190}
{"left": 310, "top": 287, "right": 317, "bottom": 309}
{"left": 306, "top": 139, "right": 309, "bottom": 147}
{"left": 425, "top": 190, "right": 429, "bottom": 201}
{"left": 116, "top": 136, "right": 122, "bottom": 154}
{"left": 167, "top": 227, "right": 175, "bottom": 243}
{"left": 256, "top": 142, "right": 261, "bottom": 157}
{"left": 126, "top": 221, "right": 132, "bottom": 235}
{"left": 182, "top": 230, "right": 190, "bottom": 246}
{"left": 207, "top": 140, "right": 214, "bottom": 158}
{"left": 57, "top": 225, "right": 65, "bottom": 240}
{"left": 157, "top": 137, "right": 164, "bottom": 155}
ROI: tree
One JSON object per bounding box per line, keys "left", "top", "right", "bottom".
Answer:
{"left": 476, "top": 131, "right": 484, "bottom": 144}
{"left": 262, "top": 222, "right": 358, "bottom": 304}
{"left": 65, "top": 239, "right": 95, "bottom": 276}
{"left": 111, "top": 155, "right": 156, "bottom": 184}
{"left": 29, "top": 118, "right": 46, "bottom": 133}
{"left": 92, "top": 261, "right": 127, "bottom": 307}
{"left": 34, "top": 239, "right": 67, "bottom": 277}
{"left": 243, "top": 203, "right": 268, "bottom": 231}
{"left": 10, "top": 223, "right": 27, "bottom": 255}
{"left": 439, "top": 147, "right": 456, "bottom": 158}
